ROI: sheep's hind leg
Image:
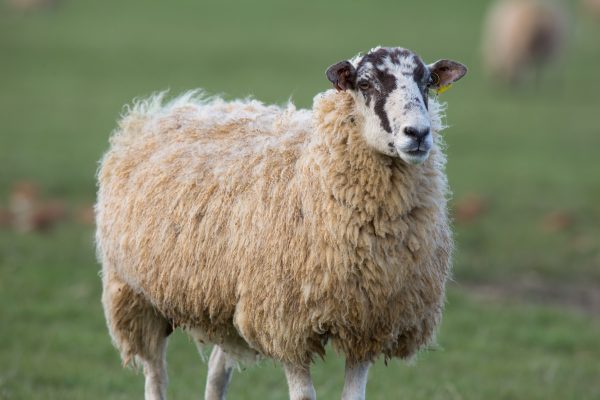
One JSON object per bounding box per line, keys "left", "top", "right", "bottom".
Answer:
{"left": 283, "top": 364, "right": 316, "bottom": 400}
{"left": 340, "top": 360, "right": 371, "bottom": 400}
{"left": 140, "top": 338, "right": 169, "bottom": 400}
{"left": 204, "top": 346, "right": 235, "bottom": 400}
{"left": 101, "top": 269, "right": 171, "bottom": 400}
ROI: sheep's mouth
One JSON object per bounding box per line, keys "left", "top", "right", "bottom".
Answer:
{"left": 405, "top": 149, "right": 428, "bottom": 157}
{"left": 399, "top": 148, "right": 430, "bottom": 165}
{"left": 402, "top": 140, "right": 431, "bottom": 154}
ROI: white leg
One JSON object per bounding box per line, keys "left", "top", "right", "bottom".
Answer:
{"left": 140, "top": 338, "right": 168, "bottom": 400}
{"left": 283, "top": 364, "right": 316, "bottom": 400}
{"left": 205, "top": 346, "right": 234, "bottom": 400}
{"left": 341, "top": 360, "right": 370, "bottom": 400}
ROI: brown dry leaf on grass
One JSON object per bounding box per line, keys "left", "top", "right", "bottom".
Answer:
{"left": 454, "top": 193, "right": 489, "bottom": 224}
{"left": 541, "top": 210, "right": 574, "bottom": 233}
{"left": 31, "top": 200, "right": 68, "bottom": 232}
{"left": 10, "top": 181, "right": 40, "bottom": 232}
{"left": 5, "top": 181, "right": 96, "bottom": 231}
{"left": 9, "top": 181, "right": 68, "bottom": 233}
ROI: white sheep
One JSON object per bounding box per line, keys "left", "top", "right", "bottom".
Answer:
{"left": 482, "top": 0, "right": 567, "bottom": 86}
{"left": 95, "top": 46, "right": 467, "bottom": 400}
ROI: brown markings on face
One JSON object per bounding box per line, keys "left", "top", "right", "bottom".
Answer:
{"left": 355, "top": 48, "right": 431, "bottom": 133}
{"left": 355, "top": 49, "right": 400, "bottom": 133}
{"left": 412, "top": 56, "right": 430, "bottom": 110}
{"left": 412, "top": 55, "right": 427, "bottom": 82}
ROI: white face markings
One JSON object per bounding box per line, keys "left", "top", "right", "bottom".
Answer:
{"left": 351, "top": 47, "right": 434, "bottom": 165}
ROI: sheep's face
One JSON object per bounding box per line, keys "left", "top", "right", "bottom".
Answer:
{"left": 326, "top": 47, "right": 467, "bottom": 165}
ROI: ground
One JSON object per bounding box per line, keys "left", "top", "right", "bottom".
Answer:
{"left": 0, "top": 0, "right": 599, "bottom": 399}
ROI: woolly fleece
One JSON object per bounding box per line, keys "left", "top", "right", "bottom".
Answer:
{"left": 96, "top": 89, "right": 452, "bottom": 367}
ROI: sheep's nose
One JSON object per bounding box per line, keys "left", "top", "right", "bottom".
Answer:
{"left": 403, "top": 126, "right": 430, "bottom": 141}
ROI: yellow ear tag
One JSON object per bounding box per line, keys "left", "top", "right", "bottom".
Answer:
{"left": 436, "top": 83, "right": 452, "bottom": 95}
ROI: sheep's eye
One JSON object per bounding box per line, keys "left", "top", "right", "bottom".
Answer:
{"left": 428, "top": 73, "right": 440, "bottom": 88}
{"left": 357, "top": 81, "right": 371, "bottom": 90}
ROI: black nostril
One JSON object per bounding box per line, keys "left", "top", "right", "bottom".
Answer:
{"left": 403, "top": 126, "right": 430, "bottom": 140}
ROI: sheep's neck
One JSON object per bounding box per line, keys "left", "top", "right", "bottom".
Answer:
{"left": 308, "top": 92, "right": 424, "bottom": 222}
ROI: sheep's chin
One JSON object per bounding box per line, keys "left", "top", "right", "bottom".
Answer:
{"left": 398, "top": 150, "right": 430, "bottom": 165}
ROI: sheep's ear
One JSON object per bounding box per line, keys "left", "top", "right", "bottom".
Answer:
{"left": 326, "top": 60, "right": 357, "bottom": 91}
{"left": 427, "top": 60, "right": 467, "bottom": 90}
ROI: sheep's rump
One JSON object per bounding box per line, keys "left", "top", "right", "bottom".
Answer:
{"left": 96, "top": 91, "right": 452, "bottom": 365}
{"left": 97, "top": 93, "right": 319, "bottom": 360}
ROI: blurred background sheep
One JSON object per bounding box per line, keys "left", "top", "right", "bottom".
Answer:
{"left": 482, "top": 0, "right": 568, "bottom": 86}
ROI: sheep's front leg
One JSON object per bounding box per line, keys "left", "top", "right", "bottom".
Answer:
{"left": 283, "top": 364, "right": 316, "bottom": 400}
{"left": 205, "top": 346, "right": 234, "bottom": 400}
{"left": 341, "top": 360, "right": 371, "bottom": 400}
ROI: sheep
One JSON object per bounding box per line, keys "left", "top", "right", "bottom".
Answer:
{"left": 482, "top": 0, "right": 567, "bottom": 86}
{"left": 95, "top": 46, "right": 467, "bottom": 400}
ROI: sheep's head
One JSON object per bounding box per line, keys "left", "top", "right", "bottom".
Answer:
{"left": 326, "top": 47, "right": 467, "bottom": 165}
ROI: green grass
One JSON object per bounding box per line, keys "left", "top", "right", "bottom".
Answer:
{"left": 1, "top": 225, "right": 599, "bottom": 399}
{"left": 1, "top": 0, "right": 599, "bottom": 398}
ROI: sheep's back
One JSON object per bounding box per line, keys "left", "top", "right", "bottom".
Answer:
{"left": 96, "top": 95, "right": 312, "bottom": 334}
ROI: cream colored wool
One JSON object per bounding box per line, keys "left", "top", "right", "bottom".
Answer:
{"left": 96, "top": 88, "right": 452, "bottom": 367}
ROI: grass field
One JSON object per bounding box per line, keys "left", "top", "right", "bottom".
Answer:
{"left": 1, "top": 0, "right": 599, "bottom": 399}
